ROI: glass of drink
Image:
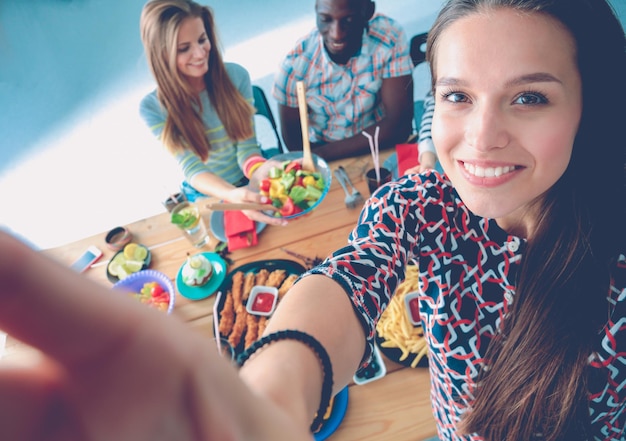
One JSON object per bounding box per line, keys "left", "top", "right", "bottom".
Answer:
{"left": 365, "top": 167, "right": 393, "bottom": 195}
{"left": 170, "top": 201, "right": 210, "bottom": 248}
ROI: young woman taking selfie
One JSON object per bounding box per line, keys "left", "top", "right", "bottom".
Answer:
{"left": 0, "top": 0, "right": 624, "bottom": 440}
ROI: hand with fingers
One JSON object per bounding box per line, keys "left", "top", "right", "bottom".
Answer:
{"left": 0, "top": 231, "right": 310, "bottom": 441}
{"left": 222, "top": 186, "right": 288, "bottom": 226}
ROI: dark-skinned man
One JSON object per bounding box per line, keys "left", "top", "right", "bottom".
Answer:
{"left": 273, "top": 0, "right": 414, "bottom": 161}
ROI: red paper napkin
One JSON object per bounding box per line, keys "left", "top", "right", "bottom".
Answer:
{"left": 223, "top": 210, "right": 257, "bottom": 251}
{"left": 396, "top": 143, "right": 420, "bottom": 176}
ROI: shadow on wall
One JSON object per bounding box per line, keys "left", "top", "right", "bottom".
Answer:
{"left": 0, "top": 0, "right": 313, "bottom": 174}
{"left": 0, "top": 0, "right": 148, "bottom": 171}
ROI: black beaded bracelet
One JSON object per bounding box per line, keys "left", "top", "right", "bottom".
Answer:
{"left": 237, "top": 329, "right": 334, "bottom": 433}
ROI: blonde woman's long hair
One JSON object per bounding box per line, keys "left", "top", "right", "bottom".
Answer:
{"left": 140, "top": 0, "right": 254, "bottom": 161}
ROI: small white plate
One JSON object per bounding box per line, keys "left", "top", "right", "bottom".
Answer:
{"left": 353, "top": 345, "right": 387, "bottom": 385}
{"left": 403, "top": 291, "right": 421, "bottom": 326}
{"left": 246, "top": 285, "right": 278, "bottom": 316}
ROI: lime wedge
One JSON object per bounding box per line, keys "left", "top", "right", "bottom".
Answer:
{"left": 134, "top": 245, "right": 148, "bottom": 261}
{"left": 123, "top": 260, "right": 144, "bottom": 273}
{"left": 189, "top": 256, "right": 203, "bottom": 269}
{"left": 116, "top": 266, "right": 130, "bottom": 280}
{"left": 108, "top": 261, "right": 123, "bottom": 277}
{"left": 122, "top": 243, "right": 148, "bottom": 262}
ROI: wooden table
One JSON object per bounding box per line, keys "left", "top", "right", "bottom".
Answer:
{"left": 6, "top": 153, "right": 437, "bottom": 441}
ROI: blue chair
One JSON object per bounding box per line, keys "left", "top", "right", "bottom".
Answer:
{"left": 410, "top": 32, "right": 429, "bottom": 135}
{"left": 252, "top": 85, "right": 285, "bottom": 158}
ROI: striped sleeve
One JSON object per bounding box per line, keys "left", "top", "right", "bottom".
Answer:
{"left": 418, "top": 91, "right": 436, "bottom": 158}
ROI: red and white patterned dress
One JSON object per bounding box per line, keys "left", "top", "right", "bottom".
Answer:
{"left": 307, "top": 171, "right": 626, "bottom": 441}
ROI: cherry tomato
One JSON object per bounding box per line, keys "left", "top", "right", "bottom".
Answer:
{"left": 284, "top": 161, "right": 302, "bottom": 174}
{"left": 151, "top": 284, "right": 164, "bottom": 298}
{"left": 280, "top": 197, "right": 296, "bottom": 216}
{"left": 260, "top": 178, "right": 271, "bottom": 193}
{"left": 155, "top": 295, "right": 169, "bottom": 305}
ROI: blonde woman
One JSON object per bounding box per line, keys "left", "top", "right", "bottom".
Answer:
{"left": 139, "top": 0, "right": 284, "bottom": 225}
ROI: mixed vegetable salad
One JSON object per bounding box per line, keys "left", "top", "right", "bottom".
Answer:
{"left": 130, "top": 281, "right": 170, "bottom": 312}
{"left": 259, "top": 160, "right": 326, "bottom": 217}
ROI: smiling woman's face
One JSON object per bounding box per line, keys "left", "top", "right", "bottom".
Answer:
{"left": 176, "top": 16, "right": 211, "bottom": 91}
{"left": 431, "top": 8, "right": 582, "bottom": 234}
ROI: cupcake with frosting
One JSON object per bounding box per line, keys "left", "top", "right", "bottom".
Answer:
{"left": 181, "top": 254, "right": 213, "bottom": 287}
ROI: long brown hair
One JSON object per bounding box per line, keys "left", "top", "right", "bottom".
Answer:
{"left": 427, "top": 0, "right": 626, "bottom": 440}
{"left": 140, "top": 0, "right": 254, "bottom": 161}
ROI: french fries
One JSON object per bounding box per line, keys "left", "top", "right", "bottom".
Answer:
{"left": 376, "top": 264, "right": 428, "bottom": 367}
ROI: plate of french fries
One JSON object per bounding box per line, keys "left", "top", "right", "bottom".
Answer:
{"left": 375, "top": 264, "right": 429, "bottom": 368}
{"left": 213, "top": 258, "right": 349, "bottom": 438}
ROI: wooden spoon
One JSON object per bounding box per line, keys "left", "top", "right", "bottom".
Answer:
{"left": 296, "top": 81, "right": 316, "bottom": 172}
{"left": 206, "top": 202, "right": 280, "bottom": 212}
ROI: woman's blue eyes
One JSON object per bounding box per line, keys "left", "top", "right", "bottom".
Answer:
{"left": 440, "top": 91, "right": 548, "bottom": 105}
{"left": 513, "top": 92, "right": 548, "bottom": 105}
{"left": 443, "top": 92, "right": 468, "bottom": 103}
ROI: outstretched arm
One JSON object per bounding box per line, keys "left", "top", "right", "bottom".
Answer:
{"left": 238, "top": 274, "right": 366, "bottom": 428}
{"left": 0, "top": 231, "right": 308, "bottom": 441}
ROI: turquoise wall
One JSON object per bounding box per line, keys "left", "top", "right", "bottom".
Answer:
{"left": 0, "top": 0, "right": 315, "bottom": 172}
{"left": 1, "top": 0, "right": 625, "bottom": 175}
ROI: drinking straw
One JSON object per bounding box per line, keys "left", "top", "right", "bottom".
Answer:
{"left": 362, "top": 127, "right": 381, "bottom": 183}
{"left": 213, "top": 291, "right": 223, "bottom": 352}
{"left": 374, "top": 126, "right": 380, "bottom": 169}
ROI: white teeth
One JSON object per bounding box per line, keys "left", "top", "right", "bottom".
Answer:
{"left": 463, "top": 163, "right": 515, "bottom": 177}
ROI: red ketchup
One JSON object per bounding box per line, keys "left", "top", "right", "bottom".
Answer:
{"left": 408, "top": 297, "right": 420, "bottom": 323}
{"left": 252, "top": 292, "right": 275, "bottom": 313}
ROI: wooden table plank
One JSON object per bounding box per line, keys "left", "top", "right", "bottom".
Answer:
{"left": 330, "top": 368, "right": 437, "bottom": 441}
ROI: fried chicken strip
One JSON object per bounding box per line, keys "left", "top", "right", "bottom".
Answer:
{"left": 278, "top": 274, "right": 299, "bottom": 299}
{"left": 228, "top": 303, "right": 247, "bottom": 348}
{"left": 218, "top": 290, "right": 235, "bottom": 337}
{"left": 254, "top": 268, "right": 269, "bottom": 288}
{"left": 266, "top": 269, "right": 287, "bottom": 288}
{"left": 257, "top": 316, "right": 268, "bottom": 337}
{"left": 244, "top": 313, "right": 260, "bottom": 348}
{"left": 243, "top": 271, "right": 256, "bottom": 302}
{"left": 231, "top": 271, "right": 245, "bottom": 309}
